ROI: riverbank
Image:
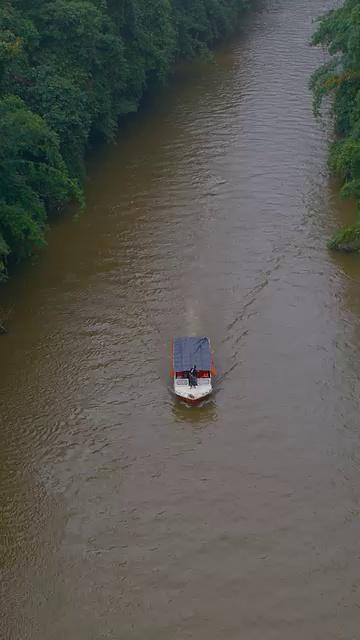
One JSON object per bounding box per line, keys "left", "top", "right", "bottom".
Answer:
{"left": 0, "top": 0, "right": 252, "bottom": 281}
{"left": 311, "top": 0, "right": 360, "bottom": 252}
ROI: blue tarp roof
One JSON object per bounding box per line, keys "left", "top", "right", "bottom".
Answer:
{"left": 173, "top": 337, "right": 211, "bottom": 371}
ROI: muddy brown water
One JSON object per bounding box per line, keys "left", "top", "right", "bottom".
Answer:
{"left": 2, "top": 1, "right": 360, "bottom": 638}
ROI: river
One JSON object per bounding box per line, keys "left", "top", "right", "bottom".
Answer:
{"left": 1, "top": 0, "right": 360, "bottom": 638}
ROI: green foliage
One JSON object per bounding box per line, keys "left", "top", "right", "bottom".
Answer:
{"left": 0, "top": 95, "right": 79, "bottom": 278}
{"left": 328, "top": 223, "right": 360, "bottom": 252}
{"left": 311, "top": 0, "right": 360, "bottom": 249}
{"left": 330, "top": 137, "right": 360, "bottom": 198}
{"left": 173, "top": 0, "right": 249, "bottom": 58}
{"left": 0, "top": 0, "right": 252, "bottom": 278}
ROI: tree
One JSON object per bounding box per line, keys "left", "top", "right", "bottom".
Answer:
{"left": 0, "top": 95, "right": 79, "bottom": 279}
{"left": 312, "top": 0, "right": 360, "bottom": 250}
{"left": 0, "top": 0, "right": 252, "bottom": 278}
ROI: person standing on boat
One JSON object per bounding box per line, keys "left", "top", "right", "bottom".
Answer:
{"left": 189, "top": 365, "right": 198, "bottom": 387}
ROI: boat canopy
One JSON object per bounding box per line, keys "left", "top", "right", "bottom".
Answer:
{"left": 173, "top": 337, "right": 211, "bottom": 372}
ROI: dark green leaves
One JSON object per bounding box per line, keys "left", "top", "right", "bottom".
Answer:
{"left": 312, "top": 0, "right": 360, "bottom": 249}
{"left": 0, "top": 0, "right": 251, "bottom": 278}
{"left": 0, "top": 95, "right": 78, "bottom": 278}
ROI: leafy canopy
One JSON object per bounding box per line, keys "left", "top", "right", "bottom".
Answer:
{"left": 0, "top": 0, "right": 251, "bottom": 278}
{"left": 311, "top": 0, "right": 360, "bottom": 210}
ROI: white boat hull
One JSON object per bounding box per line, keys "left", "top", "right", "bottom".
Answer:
{"left": 174, "top": 377, "right": 212, "bottom": 404}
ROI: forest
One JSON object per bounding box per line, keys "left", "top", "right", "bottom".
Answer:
{"left": 0, "top": 0, "right": 250, "bottom": 280}
{"left": 312, "top": 0, "right": 360, "bottom": 251}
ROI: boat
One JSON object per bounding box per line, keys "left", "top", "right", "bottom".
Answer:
{"left": 172, "top": 336, "right": 215, "bottom": 404}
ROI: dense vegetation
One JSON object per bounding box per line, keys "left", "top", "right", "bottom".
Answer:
{"left": 0, "top": 0, "right": 250, "bottom": 279}
{"left": 311, "top": 0, "right": 360, "bottom": 251}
